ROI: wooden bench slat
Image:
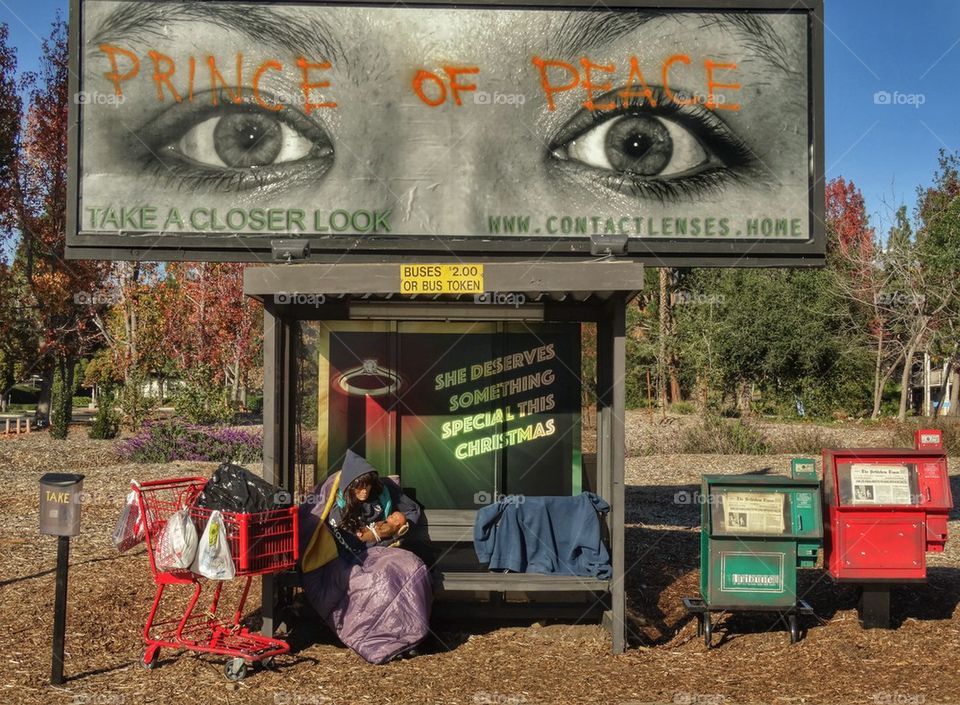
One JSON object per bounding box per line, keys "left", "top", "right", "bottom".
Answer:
{"left": 409, "top": 524, "right": 473, "bottom": 543}
{"left": 433, "top": 571, "right": 610, "bottom": 592}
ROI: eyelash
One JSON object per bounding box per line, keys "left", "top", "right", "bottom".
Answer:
{"left": 548, "top": 86, "right": 758, "bottom": 203}
{"left": 138, "top": 157, "right": 270, "bottom": 193}
{"left": 600, "top": 168, "right": 743, "bottom": 203}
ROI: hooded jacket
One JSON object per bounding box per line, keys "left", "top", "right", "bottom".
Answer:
{"left": 326, "top": 450, "right": 421, "bottom": 557}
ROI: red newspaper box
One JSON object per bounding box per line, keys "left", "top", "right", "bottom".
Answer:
{"left": 822, "top": 429, "right": 952, "bottom": 627}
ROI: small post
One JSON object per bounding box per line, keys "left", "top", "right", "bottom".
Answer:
{"left": 39, "top": 472, "right": 84, "bottom": 685}
{"left": 51, "top": 536, "right": 70, "bottom": 685}
{"left": 26, "top": 418, "right": 31, "bottom": 433}
{"left": 859, "top": 584, "right": 891, "bottom": 628}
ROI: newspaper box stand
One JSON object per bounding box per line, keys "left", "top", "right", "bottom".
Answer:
{"left": 822, "top": 429, "right": 952, "bottom": 628}
{"left": 684, "top": 459, "right": 822, "bottom": 646}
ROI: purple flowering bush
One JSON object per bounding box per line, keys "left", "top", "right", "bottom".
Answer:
{"left": 117, "top": 420, "right": 263, "bottom": 464}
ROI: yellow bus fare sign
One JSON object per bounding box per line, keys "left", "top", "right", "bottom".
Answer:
{"left": 400, "top": 264, "right": 484, "bottom": 295}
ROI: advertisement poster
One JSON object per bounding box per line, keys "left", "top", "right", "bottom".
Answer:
{"left": 721, "top": 491, "right": 786, "bottom": 535}
{"left": 849, "top": 464, "right": 914, "bottom": 505}
{"left": 72, "top": 0, "right": 818, "bottom": 259}
{"left": 317, "top": 321, "right": 581, "bottom": 509}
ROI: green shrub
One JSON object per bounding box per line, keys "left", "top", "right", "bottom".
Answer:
{"left": 246, "top": 394, "right": 264, "bottom": 415}
{"left": 118, "top": 374, "right": 158, "bottom": 431}
{"left": 672, "top": 401, "right": 696, "bottom": 415}
{"left": 89, "top": 387, "right": 120, "bottom": 440}
{"left": 9, "top": 385, "right": 38, "bottom": 404}
{"left": 50, "top": 363, "right": 70, "bottom": 440}
{"left": 174, "top": 366, "right": 236, "bottom": 424}
{"left": 771, "top": 426, "right": 840, "bottom": 454}
{"left": 681, "top": 415, "right": 772, "bottom": 455}
{"left": 72, "top": 395, "right": 93, "bottom": 408}
{"left": 891, "top": 418, "right": 960, "bottom": 455}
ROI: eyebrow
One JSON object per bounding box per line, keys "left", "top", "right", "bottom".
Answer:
{"left": 553, "top": 10, "right": 793, "bottom": 73}
{"left": 89, "top": 2, "right": 348, "bottom": 68}
{"left": 90, "top": 4, "right": 793, "bottom": 78}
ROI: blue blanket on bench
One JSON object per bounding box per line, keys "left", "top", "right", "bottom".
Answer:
{"left": 473, "top": 493, "right": 612, "bottom": 579}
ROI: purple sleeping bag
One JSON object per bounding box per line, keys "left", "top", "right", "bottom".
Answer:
{"left": 298, "top": 473, "right": 433, "bottom": 664}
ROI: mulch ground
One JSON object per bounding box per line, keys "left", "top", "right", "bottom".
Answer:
{"left": 1, "top": 418, "right": 958, "bottom": 705}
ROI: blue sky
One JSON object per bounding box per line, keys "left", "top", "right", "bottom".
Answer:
{"left": 1, "top": 0, "right": 958, "bottom": 238}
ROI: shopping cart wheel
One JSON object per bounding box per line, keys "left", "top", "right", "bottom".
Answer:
{"left": 260, "top": 656, "right": 277, "bottom": 670}
{"left": 140, "top": 647, "right": 159, "bottom": 670}
{"left": 224, "top": 658, "right": 248, "bottom": 681}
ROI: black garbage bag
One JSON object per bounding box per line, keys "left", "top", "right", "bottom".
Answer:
{"left": 194, "top": 462, "right": 292, "bottom": 513}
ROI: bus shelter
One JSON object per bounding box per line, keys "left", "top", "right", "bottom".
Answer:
{"left": 245, "top": 261, "right": 641, "bottom": 652}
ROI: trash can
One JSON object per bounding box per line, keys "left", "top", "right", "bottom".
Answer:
{"left": 39, "top": 473, "right": 85, "bottom": 537}
{"left": 684, "top": 460, "right": 822, "bottom": 646}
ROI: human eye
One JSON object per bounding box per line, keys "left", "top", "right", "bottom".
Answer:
{"left": 136, "top": 90, "right": 334, "bottom": 192}
{"left": 548, "top": 86, "right": 760, "bottom": 202}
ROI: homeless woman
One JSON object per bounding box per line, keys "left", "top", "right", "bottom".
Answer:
{"left": 297, "top": 450, "right": 432, "bottom": 664}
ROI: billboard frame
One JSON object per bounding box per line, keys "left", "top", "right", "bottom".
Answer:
{"left": 65, "top": 0, "right": 825, "bottom": 266}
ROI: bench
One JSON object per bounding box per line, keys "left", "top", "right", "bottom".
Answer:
{"left": 1, "top": 415, "right": 31, "bottom": 435}
{"left": 271, "top": 501, "right": 613, "bottom": 629}
{"left": 407, "top": 509, "right": 612, "bottom": 607}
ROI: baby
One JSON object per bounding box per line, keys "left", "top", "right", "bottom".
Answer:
{"left": 350, "top": 475, "right": 409, "bottom": 544}
{"left": 356, "top": 511, "right": 409, "bottom": 544}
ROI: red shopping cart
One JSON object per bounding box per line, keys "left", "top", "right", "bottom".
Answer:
{"left": 131, "top": 476, "right": 299, "bottom": 681}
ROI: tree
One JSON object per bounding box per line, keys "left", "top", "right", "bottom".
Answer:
{"left": 90, "top": 261, "right": 171, "bottom": 384}
{"left": 825, "top": 179, "right": 912, "bottom": 419}
{"left": 10, "top": 18, "right": 108, "bottom": 429}
{"left": 88, "top": 384, "right": 119, "bottom": 439}
{"left": 164, "top": 262, "right": 262, "bottom": 405}
{"left": 671, "top": 269, "right": 726, "bottom": 411}
{"left": 673, "top": 267, "right": 871, "bottom": 418}
{"left": 0, "top": 25, "right": 36, "bottom": 408}
{"left": 49, "top": 358, "right": 69, "bottom": 439}
{"left": 826, "top": 177, "right": 874, "bottom": 260}
{"left": 0, "top": 23, "right": 21, "bottom": 247}
{"left": 913, "top": 151, "right": 960, "bottom": 417}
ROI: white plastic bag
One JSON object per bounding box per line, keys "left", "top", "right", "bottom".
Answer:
{"left": 192, "top": 511, "right": 236, "bottom": 580}
{"left": 154, "top": 508, "right": 198, "bottom": 570}
{"left": 112, "top": 489, "right": 144, "bottom": 552}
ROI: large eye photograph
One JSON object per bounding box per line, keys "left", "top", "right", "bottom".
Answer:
{"left": 174, "top": 112, "right": 316, "bottom": 169}
{"left": 549, "top": 87, "right": 758, "bottom": 202}
{"left": 132, "top": 91, "right": 335, "bottom": 192}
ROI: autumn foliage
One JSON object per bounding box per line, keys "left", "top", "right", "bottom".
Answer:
{"left": 0, "top": 19, "right": 262, "bottom": 429}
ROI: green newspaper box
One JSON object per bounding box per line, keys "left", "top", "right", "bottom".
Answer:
{"left": 685, "top": 459, "right": 822, "bottom": 646}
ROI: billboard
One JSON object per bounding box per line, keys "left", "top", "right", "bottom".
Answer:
{"left": 67, "top": 0, "right": 824, "bottom": 264}
{"left": 316, "top": 321, "right": 582, "bottom": 510}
